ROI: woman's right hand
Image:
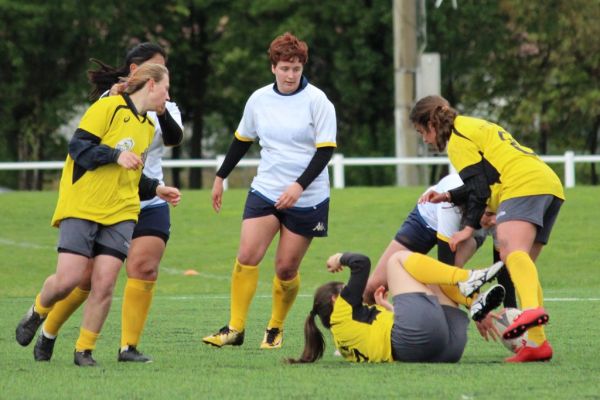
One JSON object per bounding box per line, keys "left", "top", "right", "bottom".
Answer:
{"left": 326, "top": 253, "right": 344, "bottom": 273}
{"left": 117, "top": 151, "right": 143, "bottom": 170}
{"left": 212, "top": 176, "right": 224, "bottom": 213}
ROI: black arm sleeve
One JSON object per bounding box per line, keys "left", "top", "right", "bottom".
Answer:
{"left": 139, "top": 173, "right": 160, "bottom": 201}
{"left": 296, "top": 146, "right": 334, "bottom": 190}
{"left": 447, "top": 164, "right": 491, "bottom": 229}
{"left": 68, "top": 128, "right": 121, "bottom": 171}
{"left": 339, "top": 253, "right": 371, "bottom": 307}
{"left": 157, "top": 109, "right": 183, "bottom": 146}
{"left": 216, "top": 137, "right": 253, "bottom": 179}
{"left": 436, "top": 239, "right": 456, "bottom": 265}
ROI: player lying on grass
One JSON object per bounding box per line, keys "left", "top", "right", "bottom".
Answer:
{"left": 287, "top": 251, "right": 505, "bottom": 363}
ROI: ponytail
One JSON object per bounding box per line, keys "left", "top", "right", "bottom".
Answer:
{"left": 286, "top": 281, "right": 344, "bottom": 364}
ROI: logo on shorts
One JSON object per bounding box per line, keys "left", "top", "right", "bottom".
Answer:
{"left": 312, "top": 222, "right": 326, "bottom": 232}
{"left": 497, "top": 211, "right": 507, "bottom": 218}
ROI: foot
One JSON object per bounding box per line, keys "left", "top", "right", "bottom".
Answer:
{"left": 118, "top": 346, "right": 152, "bottom": 363}
{"left": 470, "top": 284, "right": 505, "bottom": 322}
{"left": 74, "top": 350, "right": 97, "bottom": 367}
{"left": 505, "top": 340, "right": 553, "bottom": 362}
{"left": 202, "top": 326, "right": 245, "bottom": 348}
{"left": 458, "top": 261, "right": 504, "bottom": 297}
{"left": 16, "top": 305, "right": 46, "bottom": 346}
{"left": 34, "top": 333, "right": 56, "bottom": 361}
{"left": 260, "top": 327, "right": 283, "bottom": 349}
{"left": 502, "top": 307, "right": 549, "bottom": 339}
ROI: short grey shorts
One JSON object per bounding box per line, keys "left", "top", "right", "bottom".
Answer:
{"left": 390, "top": 293, "right": 469, "bottom": 363}
{"left": 496, "top": 195, "right": 563, "bottom": 244}
{"left": 57, "top": 218, "right": 135, "bottom": 261}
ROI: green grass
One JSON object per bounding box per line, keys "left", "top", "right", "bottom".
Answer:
{"left": 1, "top": 187, "right": 599, "bottom": 399}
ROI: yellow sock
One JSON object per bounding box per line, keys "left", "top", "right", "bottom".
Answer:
{"left": 34, "top": 293, "right": 53, "bottom": 317}
{"left": 440, "top": 285, "right": 473, "bottom": 307}
{"left": 75, "top": 327, "right": 99, "bottom": 352}
{"left": 121, "top": 278, "right": 155, "bottom": 349}
{"left": 228, "top": 258, "right": 259, "bottom": 332}
{"left": 505, "top": 250, "right": 546, "bottom": 344}
{"left": 268, "top": 274, "right": 300, "bottom": 329}
{"left": 43, "top": 287, "right": 89, "bottom": 337}
{"left": 403, "top": 253, "right": 470, "bottom": 285}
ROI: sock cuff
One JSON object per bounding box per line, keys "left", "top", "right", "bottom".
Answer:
{"left": 75, "top": 327, "right": 100, "bottom": 351}
{"left": 34, "top": 293, "right": 53, "bottom": 316}
{"left": 235, "top": 258, "right": 258, "bottom": 270}
{"left": 73, "top": 286, "right": 91, "bottom": 297}
{"left": 506, "top": 250, "right": 531, "bottom": 265}
{"left": 126, "top": 278, "right": 156, "bottom": 292}
{"left": 273, "top": 273, "right": 300, "bottom": 289}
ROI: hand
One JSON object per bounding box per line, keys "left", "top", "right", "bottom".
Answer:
{"left": 275, "top": 182, "right": 303, "bottom": 210}
{"left": 211, "top": 177, "right": 224, "bottom": 213}
{"left": 449, "top": 226, "right": 475, "bottom": 252}
{"left": 117, "top": 151, "right": 143, "bottom": 170}
{"left": 418, "top": 190, "right": 448, "bottom": 204}
{"left": 475, "top": 311, "right": 501, "bottom": 342}
{"left": 156, "top": 185, "right": 181, "bottom": 206}
{"left": 109, "top": 82, "right": 126, "bottom": 96}
{"left": 326, "top": 253, "right": 344, "bottom": 273}
{"left": 374, "top": 286, "right": 393, "bottom": 312}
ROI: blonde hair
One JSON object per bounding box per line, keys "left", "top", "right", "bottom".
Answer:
{"left": 113, "top": 63, "right": 168, "bottom": 95}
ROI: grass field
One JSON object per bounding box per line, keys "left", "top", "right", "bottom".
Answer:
{"left": 1, "top": 187, "right": 599, "bottom": 399}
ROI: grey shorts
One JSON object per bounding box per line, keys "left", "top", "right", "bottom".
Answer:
{"left": 57, "top": 218, "right": 135, "bottom": 261}
{"left": 390, "top": 293, "right": 469, "bottom": 363}
{"left": 496, "top": 195, "right": 563, "bottom": 244}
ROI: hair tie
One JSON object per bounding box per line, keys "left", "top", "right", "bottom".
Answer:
{"left": 310, "top": 309, "right": 317, "bottom": 318}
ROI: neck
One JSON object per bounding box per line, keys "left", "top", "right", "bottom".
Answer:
{"left": 128, "top": 91, "right": 147, "bottom": 115}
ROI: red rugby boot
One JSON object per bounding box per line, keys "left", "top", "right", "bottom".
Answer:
{"left": 502, "top": 307, "right": 549, "bottom": 340}
{"left": 505, "top": 340, "right": 553, "bottom": 363}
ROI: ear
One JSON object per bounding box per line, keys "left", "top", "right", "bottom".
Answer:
{"left": 129, "top": 63, "right": 138, "bottom": 74}
{"left": 271, "top": 64, "right": 276, "bottom": 74}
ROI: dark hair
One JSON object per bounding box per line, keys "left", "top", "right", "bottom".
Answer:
{"left": 268, "top": 32, "right": 308, "bottom": 66}
{"left": 87, "top": 42, "right": 167, "bottom": 101}
{"left": 409, "top": 95, "right": 458, "bottom": 151}
{"left": 286, "top": 281, "right": 344, "bottom": 364}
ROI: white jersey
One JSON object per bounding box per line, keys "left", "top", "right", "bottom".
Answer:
{"left": 141, "top": 101, "right": 183, "bottom": 209}
{"left": 417, "top": 174, "right": 464, "bottom": 242}
{"left": 235, "top": 81, "right": 337, "bottom": 207}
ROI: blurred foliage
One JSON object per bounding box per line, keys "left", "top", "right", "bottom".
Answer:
{"left": 0, "top": 0, "right": 598, "bottom": 189}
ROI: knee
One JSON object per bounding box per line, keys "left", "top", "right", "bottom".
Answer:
{"left": 127, "top": 258, "right": 159, "bottom": 281}
{"left": 237, "top": 249, "right": 262, "bottom": 266}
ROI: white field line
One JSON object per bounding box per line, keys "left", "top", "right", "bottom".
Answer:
{"left": 0, "top": 237, "right": 54, "bottom": 250}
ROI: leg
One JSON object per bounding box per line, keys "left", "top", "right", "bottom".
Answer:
{"left": 120, "top": 236, "right": 164, "bottom": 354}
{"left": 262, "top": 226, "right": 311, "bottom": 347}
{"left": 203, "top": 215, "right": 280, "bottom": 348}
{"left": 386, "top": 251, "right": 435, "bottom": 297}
{"left": 363, "top": 240, "right": 408, "bottom": 304}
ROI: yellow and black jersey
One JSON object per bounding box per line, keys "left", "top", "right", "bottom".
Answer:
{"left": 449, "top": 116, "right": 565, "bottom": 203}
{"left": 329, "top": 253, "right": 394, "bottom": 363}
{"left": 330, "top": 296, "right": 394, "bottom": 363}
{"left": 52, "top": 94, "right": 154, "bottom": 227}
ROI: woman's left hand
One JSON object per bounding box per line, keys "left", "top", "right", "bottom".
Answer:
{"left": 475, "top": 312, "right": 501, "bottom": 342}
{"left": 156, "top": 185, "right": 181, "bottom": 206}
{"left": 326, "top": 253, "right": 344, "bottom": 273}
{"left": 449, "top": 226, "right": 475, "bottom": 252}
{"left": 275, "top": 182, "right": 303, "bottom": 210}
{"left": 374, "top": 286, "right": 393, "bottom": 312}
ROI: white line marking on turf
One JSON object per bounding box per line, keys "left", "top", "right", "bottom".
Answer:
{"left": 0, "top": 237, "right": 53, "bottom": 250}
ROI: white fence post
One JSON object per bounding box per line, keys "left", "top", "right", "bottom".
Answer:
{"left": 564, "top": 150, "right": 575, "bottom": 188}
{"left": 216, "top": 154, "right": 227, "bottom": 191}
{"left": 332, "top": 154, "right": 345, "bottom": 189}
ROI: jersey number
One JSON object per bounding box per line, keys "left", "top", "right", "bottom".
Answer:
{"left": 497, "top": 130, "right": 536, "bottom": 155}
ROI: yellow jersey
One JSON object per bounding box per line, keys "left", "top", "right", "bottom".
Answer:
{"left": 52, "top": 95, "right": 154, "bottom": 227}
{"left": 330, "top": 296, "right": 394, "bottom": 363}
{"left": 448, "top": 116, "right": 564, "bottom": 204}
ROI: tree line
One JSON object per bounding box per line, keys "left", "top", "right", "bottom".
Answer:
{"left": 1, "top": 0, "right": 598, "bottom": 190}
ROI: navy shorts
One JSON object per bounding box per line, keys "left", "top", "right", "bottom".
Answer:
{"left": 394, "top": 206, "right": 437, "bottom": 254}
{"left": 132, "top": 203, "right": 171, "bottom": 243}
{"left": 243, "top": 190, "right": 329, "bottom": 238}
{"left": 496, "top": 195, "right": 563, "bottom": 244}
